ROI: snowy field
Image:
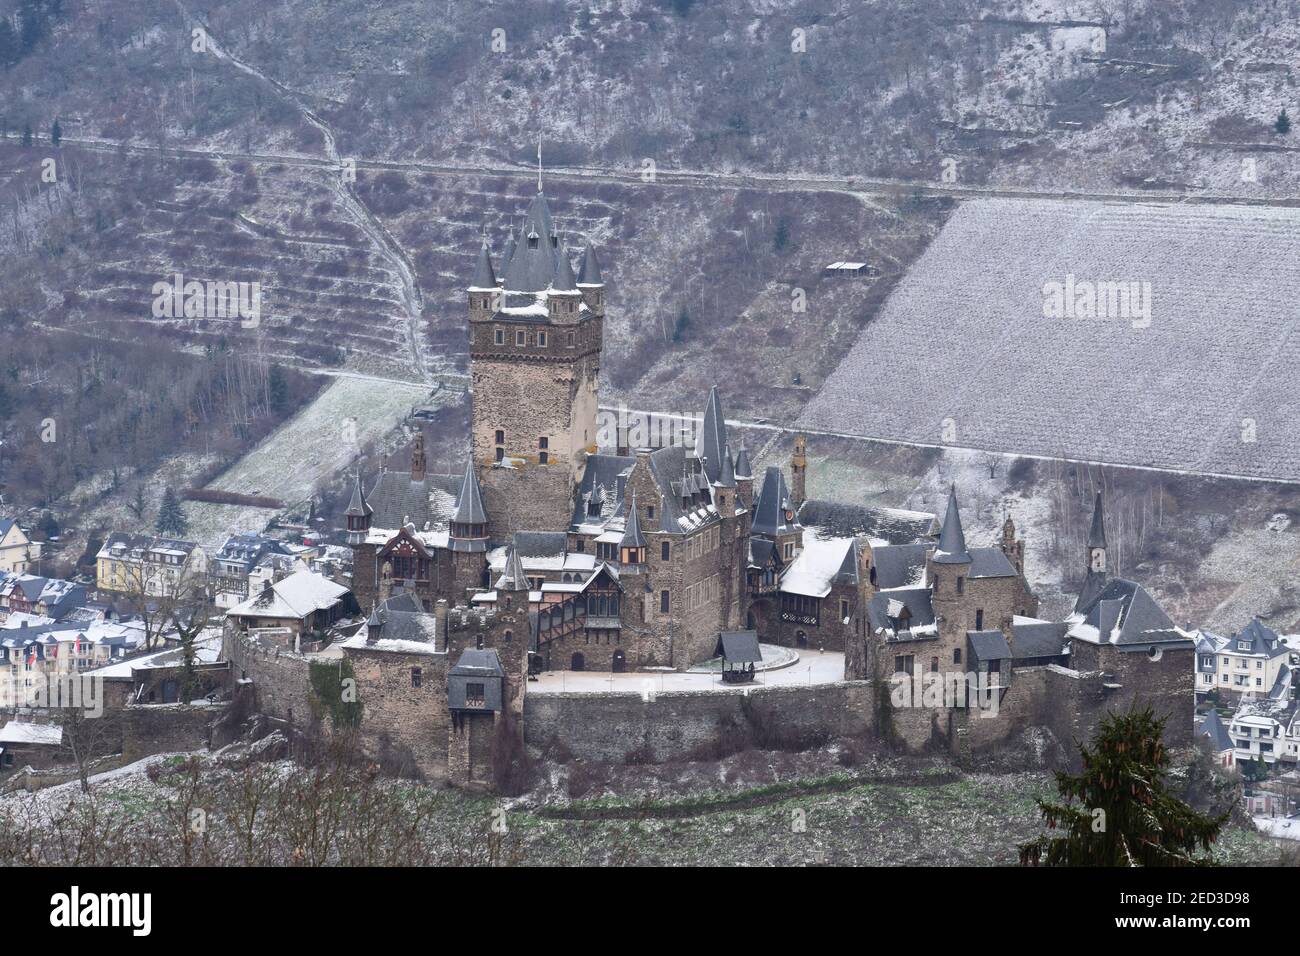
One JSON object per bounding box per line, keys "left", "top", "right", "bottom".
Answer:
{"left": 183, "top": 375, "right": 436, "bottom": 549}
{"left": 799, "top": 198, "right": 1300, "bottom": 483}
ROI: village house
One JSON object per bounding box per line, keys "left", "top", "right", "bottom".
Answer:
{"left": 1197, "top": 619, "right": 1293, "bottom": 701}
{"left": 0, "top": 572, "right": 86, "bottom": 622}
{"left": 211, "top": 532, "right": 295, "bottom": 608}
{"left": 95, "top": 532, "right": 207, "bottom": 599}
{"left": 225, "top": 569, "right": 358, "bottom": 647}
{"left": 0, "top": 519, "right": 37, "bottom": 574}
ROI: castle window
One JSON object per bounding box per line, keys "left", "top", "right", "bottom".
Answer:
{"left": 647, "top": 505, "right": 655, "bottom": 520}
{"left": 953, "top": 648, "right": 961, "bottom": 665}
{"left": 956, "top": 576, "right": 964, "bottom": 595}
{"left": 930, "top": 657, "right": 939, "bottom": 673}
{"left": 538, "top": 331, "right": 547, "bottom": 347}
{"left": 515, "top": 330, "right": 526, "bottom": 346}
{"left": 495, "top": 429, "right": 505, "bottom": 444}
{"left": 840, "top": 598, "right": 850, "bottom": 620}
{"left": 539, "top": 436, "right": 548, "bottom": 449}
{"left": 495, "top": 448, "right": 504, "bottom": 463}
{"left": 539, "top": 452, "right": 549, "bottom": 465}
{"left": 494, "top": 328, "right": 505, "bottom": 345}
{"left": 504, "top": 630, "right": 513, "bottom": 643}
{"left": 660, "top": 590, "right": 670, "bottom": 613}
{"left": 975, "top": 609, "right": 983, "bottom": 630}
{"left": 567, "top": 331, "right": 575, "bottom": 347}
{"left": 661, "top": 542, "right": 670, "bottom": 561}
{"left": 466, "top": 682, "right": 485, "bottom": 705}
{"left": 411, "top": 668, "right": 422, "bottom": 688}
{"left": 894, "top": 655, "right": 913, "bottom": 676}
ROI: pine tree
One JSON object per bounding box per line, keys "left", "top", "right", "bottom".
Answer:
{"left": 20, "top": 122, "right": 31, "bottom": 147}
{"left": 1277, "top": 110, "right": 1292, "bottom": 135}
{"left": 268, "top": 363, "right": 289, "bottom": 415}
{"left": 50, "top": 117, "right": 61, "bottom": 146}
{"left": 1019, "top": 708, "right": 1227, "bottom": 866}
{"left": 155, "top": 487, "right": 189, "bottom": 537}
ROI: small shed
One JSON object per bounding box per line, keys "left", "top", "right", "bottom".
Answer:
{"left": 717, "top": 630, "right": 762, "bottom": 684}
{"left": 824, "top": 261, "right": 869, "bottom": 278}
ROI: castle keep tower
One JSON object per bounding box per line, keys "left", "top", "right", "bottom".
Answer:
{"left": 468, "top": 191, "right": 604, "bottom": 540}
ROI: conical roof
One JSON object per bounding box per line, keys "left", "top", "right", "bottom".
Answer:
{"left": 470, "top": 238, "right": 496, "bottom": 289}
{"left": 700, "top": 386, "right": 727, "bottom": 484}
{"left": 932, "top": 485, "right": 971, "bottom": 565}
{"left": 578, "top": 243, "right": 603, "bottom": 284}
{"left": 495, "top": 547, "right": 529, "bottom": 592}
{"left": 345, "top": 471, "right": 372, "bottom": 518}
{"left": 552, "top": 241, "right": 578, "bottom": 292}
{"left": 502, "top": 192, "right": 560, "bottom": 293}
{"left": 717, "top": 443, "right": 736, "bottom": 488}
{"left": 452, "top": 461, "right": 487, "bottom": 527}
{"left": 734, "top": 443, "right": 752, "bottom": 480}
{"left": 621, "top": 493, "right": 646, "bottom": 550}
{"left": 1087, "top": 491, "right": 1107, "bottom": 549}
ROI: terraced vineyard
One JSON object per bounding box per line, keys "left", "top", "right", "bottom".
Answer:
{"left": 800, "top": 197, "right": 1300, "bottom": 483}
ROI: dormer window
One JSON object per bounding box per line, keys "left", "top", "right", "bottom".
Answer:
{"left": 1239, "top": 642, "right": 1251, "bottom": 651}
{"left": 528, "top": 232, "right": 539, "bottom": 249}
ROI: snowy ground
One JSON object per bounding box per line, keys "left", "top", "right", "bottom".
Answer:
{"left": 530, "top": 651, "right": 844, "bottom": 695}
{"left": 180, "top": 375, "right": 436, "bottom": 549}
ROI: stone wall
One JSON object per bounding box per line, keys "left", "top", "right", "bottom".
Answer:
{"left": 523, "top": 681, "right": 875, "bottom": 763}
{"left": 121, "top": 702, "right": 227, "bottom": 762}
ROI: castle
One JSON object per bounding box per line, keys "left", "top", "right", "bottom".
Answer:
{"left": 224, "top": 188, "right": 1196, "bottom": 788}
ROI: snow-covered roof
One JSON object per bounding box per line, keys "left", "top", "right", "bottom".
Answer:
{"left": 780, "top": 535, "right": 855, "bottom": 598}
{"left": 227, "top": 570, "right": 349, "bottom": 621}
{"left": 0, "top": 721, "right": 62, "bottom": 745}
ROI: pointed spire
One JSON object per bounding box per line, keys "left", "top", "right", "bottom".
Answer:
{"left": 1087, "top": 491, "right": 1107, "bottom": 549}
{"left": 700, "top": 386, "right": 728, "bottom": 485}
{"left": 734, "top": 442, "right": 752, "bottom": 480}
{"left": 621, "top": 493, "right": 646, "bottom": 552}
{"left": 717, "top": 443, "right": 736, "bottom": 488}
{"left": 470, "top": 237, "right": 496, "bottom": 289}
{"left": 552, "top": 241, "right": 578, "bottom": 292}
{"left": 452, "top": 460, "right": 487, "bottom": 527}
{"left": 345, "top": 470, "right": 372, "bottom": 518}
{"left": 932, "top": 485, "right": 971, "bottom": 565}
{"left": 495, "top": 546, "right": 529, "bottom": 592}
{"left": 578, "top": 243, "right": 603, "bottom": 285}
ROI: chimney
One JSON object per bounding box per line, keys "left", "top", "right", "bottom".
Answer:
{"left": 435, "top": 599, "right": 448, "bottom": 652}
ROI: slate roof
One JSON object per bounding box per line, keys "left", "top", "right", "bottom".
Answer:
{"left": 1198, "top": 709, "right": 1234, "bottom": 752}
{"left": 571, "top": 454, "right": 634, "bottom": 529}
{"left": 733, "top": 444, "right": 753, "bottom": 480}
{"left": 867, "top": 586, "right": 935, "bottom": 635}
{"left": 512, "top": 531, "right": 568, "bottom": 556}
{"left": 495, "top": 547, "right": 529, "bottom": 592}
{"left": 1088, "top": 491, "right": 1107, "bottom": 549}
{"left": 932, "top": 486, "right": 971, "bottom": 565}
{"left": 345, "top": 472, "right": 373, "bottom": 520}
{"left": 1227, "top": 618, "right": 1289, "bottom": 658}
{"left": 751, "top": 466, "right": 798, "bottom": 538}
{"left": 1071, "top": 578, "right": 1193, "bottom": 647}
{"left": 646, "top": 444, "right": 720, "bottom": 535}
{"left": 621, "top": 494, "right": 646, "bottom": 549}
{"left": 869, "top": 544, "right": 929, "bottom": 589}
{"left": 718, "top": 630, "right": 762, "bottom": 664}
{"left": 717, "top": 444, "right": 737, "bottom": 488}
{"left": 968, "top": 630, "right": 1012, "bottom": 663}
{"left": 798, "top": 500, "right": 936, "bottom": 544}
{"left": 1011, "top": 619, "right": 1069, "bottom": 660}
{"left": 452, "top": 461, "right": 488, "bottom": 526}
{"left": 0, "top": 519, "right": 14, "bottom": 537}
{"left": 470, "top": 239, "right": 496, "bottom": 289}
{"left": 578, "top": 243, "right": 603, "bottom": 285}
{"left": 215, "top": 532, "right": 292, "bottom": 572}
{"left": 700, "top": 386, "right": 728, "bottom": 485}
{"left": 502, "top": 192, "right": 560, "bottom": 293}
{"left": 968, "top": 547, "right": 1018, "bottom": 579}
{"left": 1074, "top": 568, "right": 1108, "bottom": 615}
{"left": 552, "top": 242, "right": 579, "bottom": 292}
{"left": 366, "top": 470, "right": 433, "bottom": 531}
{"left": 366, "top": 595, "right": 439, "bottom": 646}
